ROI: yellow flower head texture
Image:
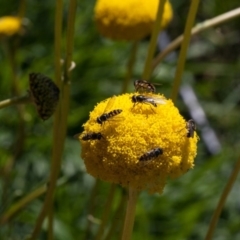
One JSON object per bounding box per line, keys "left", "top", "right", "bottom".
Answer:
{"left": 94, "top": 0, "right": 173, "bottom": 41}
{"left": 78, "top": 93, "right": 198, "bottom": 194}
{"left": 0, "top": 16, "right": 22, "bottom": 37}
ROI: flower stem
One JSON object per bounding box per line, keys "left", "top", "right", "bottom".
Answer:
{"left": 104, "top": 189, "right": 127, "bottom": 240}
{"left": 142, "top": 0, "right": 166, "bottom": 81}
{"left": 18, "top": 0, "right": 26, "bottom": 18}
{"left": 0, "top": 94, "right": 30, "bottom": 110}
{"left": 95, "top": 184, "right": 116, "bottom": 240}
{"left": 121, "top": 188, "right": 139, "bottom": 240}
{"left": 63, "top": 0, "right": 77, "bottom": 82}
{"left": 2, "top": 39, "right": 27, "bottom": 218}
{"left": 29, "top": 0, "right": 77, "bottom": 238}
{"left": 0, "top": 177, "right": 69, "bottom": 225}
{"left": 204, "top": 157, "right": 240, "bottom": 240}
{"left": 122, "top": 41, "right": 138, "bottom": 93}
{"left": 47, "top": 205, "right": 54, "bottom": 240}
{"left": 0, "top": 184, "right": 46, "bottom": 225}
{"left": 84, "top": 179, "right": 101, "bottom": 240}
{"left": 171, "top": 0, "right": 200, "bottom": 103}
{"left": 152, "top": 7, "right": 240, "bottom": 71}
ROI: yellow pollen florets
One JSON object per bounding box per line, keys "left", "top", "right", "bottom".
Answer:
{"left": 0, "top": 16, "right": 22, "bottom": 37}
{"left": 79, "top": 93, "right": 198, "bottom": 194}
{"left": 94, "top": 0, "right": 173, "bottom": 41}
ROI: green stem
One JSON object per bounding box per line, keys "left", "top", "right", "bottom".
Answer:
{"left": 84, "top": 180, "right": 101, "bottom": 240}
{"left": 28, "top": 0, "right": 77, "bottom": 238}
{"left": 0, "top": 177, "right": 69, "bottom": 225}
{"left": 48, "top": 206, "right": 54, "bottom": 240}
{"left": 18, "top": 0, "right": 26, "bottom": 18}
{"left": 95, "top": 184, "right": 116, "bottom": 240}
{"left": 152, "top": 7, "right": 240, "bottom": 71}
{"left": 0, "top": 184, "right": 47, "bottom": 224}
{"left": 104, "top": 190, "right": 127, "bottom": 240}
{"left": 121, "top": 41, "right": 138, "bottom": 93}
{"left": 121, "top": 188, "right": 139, "bottom": 240}
{"left": 54, "top": 0, "right": 63, "bottom": 88}
{"left": 2, "top": 38, "right": 26, "bottom": 218}
{"left": 0, "top": 94, "right": 30, "bottom": 110}
{"left": 142, "top": 0, "right": 166, "bottom": 80}
{"left": 204, "top": 157, "right": 240, "bottom": 240}
{"left": 170, "top": 0, "right": 200, "bottom": 103}
{"left": 63, "top": 0, "right": 77, "bottom": 83}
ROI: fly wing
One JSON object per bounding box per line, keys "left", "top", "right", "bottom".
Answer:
{"left": 153, "top": 97, "right": 166, "bottom": 105}
{"left": 147, "top": 95, "right": 166, "bottom": 105}
{"left": 73, "top": 133, "right": 81, "bottom": 139}
{"left": 104, "top": 95, "right": 116, "bottom": 113}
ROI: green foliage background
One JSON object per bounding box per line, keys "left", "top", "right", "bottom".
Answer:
{"left": 1, "top": 0, "right": 240, "bottom": 239}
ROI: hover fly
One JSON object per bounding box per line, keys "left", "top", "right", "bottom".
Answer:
{"left": 97, "top": 96, "right": 123, "bottom": 125}
{"left": 186, "top": 119, "right": 196, "bottom": 138}
{"left": 134, "top": 79, "right": 156, "bottom": 93}
{"left": 139, "top": 147, "right": 163, "bottom": 161}
{"left": 131, "top": 94, "right": 166, "bottom": 108}
{"left": 79, "top": 132, "right": 103, "bottom": 141}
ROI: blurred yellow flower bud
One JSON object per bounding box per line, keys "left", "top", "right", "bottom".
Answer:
{"left": 94, "top": 0, "right": 173, "bottom": 41}
{"left": 0, "top": 16, "right": 22, "bottom": 37}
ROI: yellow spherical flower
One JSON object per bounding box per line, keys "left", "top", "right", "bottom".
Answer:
{"left": 0, "top": 16, "right": 22, "bottom": 37}
{"left": 79, "top": 93, "right": 198, "bottom": 194}
{"left": 94, "top": 0, "right": 173, "bottom": 41}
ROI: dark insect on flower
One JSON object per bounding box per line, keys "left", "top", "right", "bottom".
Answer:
{"left": 75, "top": 132, "right": 103, "bottom": 141}
{"left": 97, "top": 109, "right": 122, "bottom": 125}
{"left": 131, "top": 94, "right": 166, "bottom": 108}
{"left": 134, "top": 79, "right": 156, "bottom": 93}
{"left": 96, "top": 96, "right": 123, "bottom": 125}
{"left": 186, "top": 119, "right": 196, "bottom": 138}
{"left": 29, "top": 73, "right": 60, "bottom": 120}
{"left": 139, "top": 147, "right": 163, "bottom": 161}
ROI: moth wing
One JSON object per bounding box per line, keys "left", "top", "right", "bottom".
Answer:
{"left": 29, "top": 73, "right": 60, "bottom": 120}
